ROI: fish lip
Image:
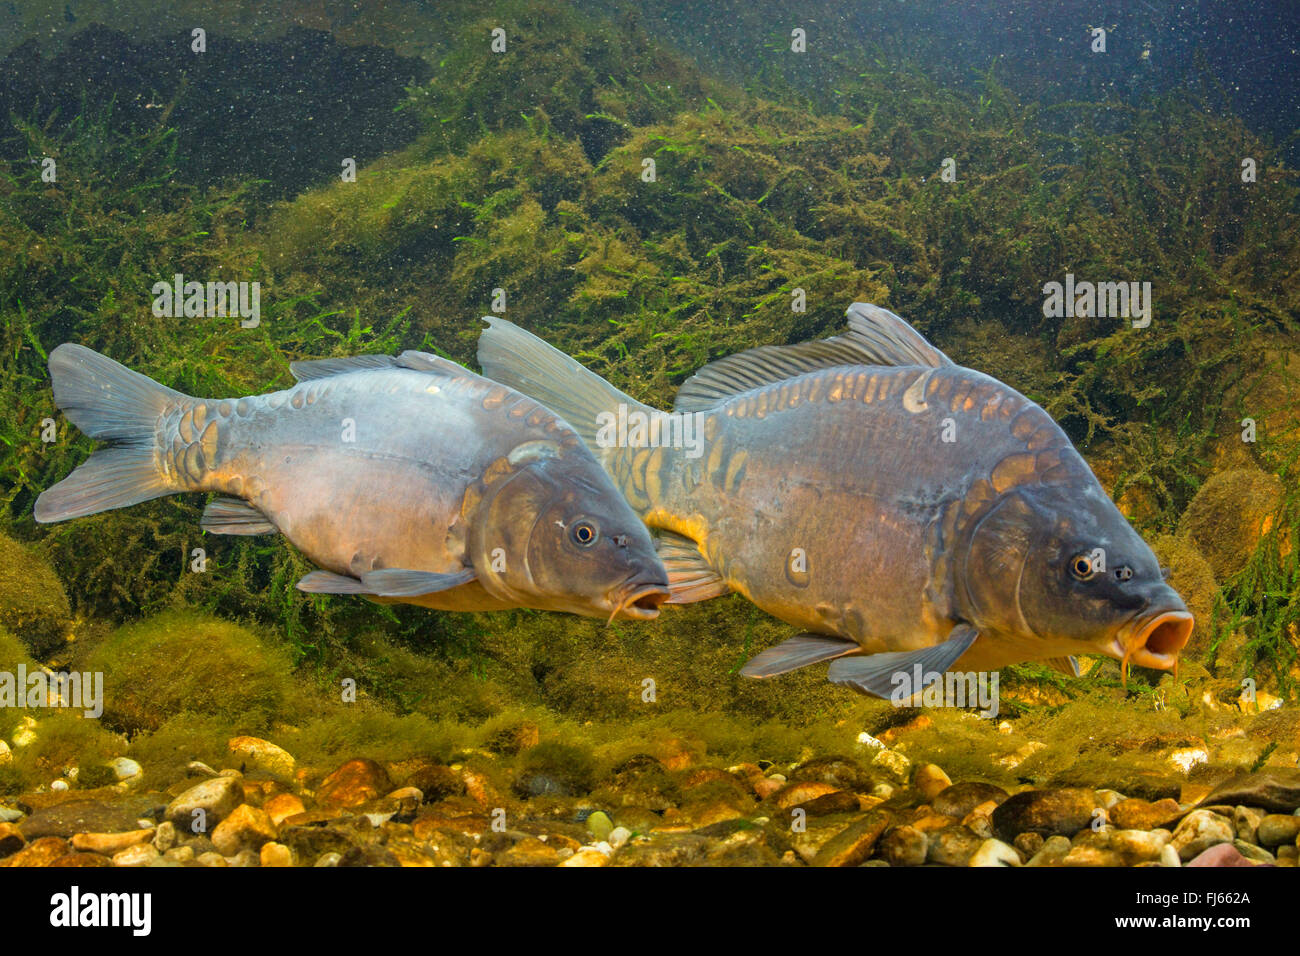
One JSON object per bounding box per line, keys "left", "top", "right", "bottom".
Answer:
{"left": 606, "top": 581, "right": 671, "bottom": 623}
{"left": 1109, "top": 609, "right": 1195, "bottom": 673}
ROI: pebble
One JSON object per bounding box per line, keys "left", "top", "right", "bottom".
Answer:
{"left": 315, "top": 852, "right": 342, "bottom": 867}
{"left": 71, "top": 828, "right": 154, "bottom": 855}
{"left": 1111, "top": 797, "right": 1180, "bottom": 830}
{"left": 1186, "top": 843, "right": 1264, "bottom": 867}
{"left": 992, "top": 788, "right": 1101, "bottom": 840}
{"left": 560, "top": 847, "right": 611, "bottom": 867}
{"left": 1170, "top": 809, "right": 1234, "bottom": 861}
{"left": 585, "top": 811, "right": 614, "bottom": 842}
{"left": 166, "top": 776, "right": 245, "bottom": 830}
{"left": 111, "top": 843, "right": 159, "bottom": 867}
{"left": 0, "top": 821, "right": 25, "bottom": 855}
{"left": 316, "top": 758, "right": 394, "bottom": 809}
{"left": 810, "top": 810, "right": 892, "bottom": 867}
{"left": 877, "top": 825, "right": 928, "bottom": 867}
{"left": 608, "top": 826, "right": 631, "bottom": 849}
{"left": 1197, "top": 768, "right": 1300, "bottom": 813}
{"left": 968, "top": 838, "right": 1020, "bottom": 867}
{"left": 1013, "top": 832, "right": 1044, "bottom": 858}
{"left": 196, "top": 851, "right": 228, "bottom": 867}
{"left": 1025, "top": 835, "right": 1072, "bottom": 867}
{"left": 108, "top": 757, "right": 142, "bottom": 782}
{"left": 932, "top": 782, "right": 1009, "bottom": 819}
{"left": 1257, "top": 814, "right": 1300, "bottom": 846}
{"left": 210, "top": 804, "right": 277, "bottom": 856}
{"left": 0, "top": 805, "right": 21, "bottom": 824}
{"left": 0, "top": 836, "right": 67, "bottom": 867}
{"left": 164, "top": 846, "right": 194, "bottom": 864}
{"left": 263, "top": 793, "right": 307, "bottom": 827}
{"left": 0, "top": 740, "right": 10, "bottom": 765}
{"left": 228, "top": 736, "right": 296, "bottom": 778}
{"left": 1158, "top": 844, "right": 1181, "bottom": 867}
{"left": 260, "top": 842, "right": 294, "bottom": 867}
{"left": 927, "top": 826, "right": 985, "bottom": 866}
{"left": 912, "top": 764, "right": 952, "bottom": 802}
{"left": 51, "top": 780, "right": 68, "bottom": 792}
{"left": 1233, "top": 805, "right": 1264, "bottom": 844}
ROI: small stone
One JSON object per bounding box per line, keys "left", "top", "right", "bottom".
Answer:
{"left": 585, "top": 811, "right": 614, "bottom": 841}
{"left": 0, "top": 805, "right": 21, "bottom": 824}
{"left": 210, "top": 804, "right": 277, "bottom": 856}
{"left": 811, "top": 810, "right": 892, "bottom": 867}
{"left": 111, "top": 844, "right": 159, "bottom": 867}
{"left": 315, "top": 852, "right": 342, "bottom": 867}
{"left": 0, "top": 822, "right": 25, "bottom": 856}
{"left": 561, "top": 847, "right": 611, "bottom": 867}
{"left": 317, "top": 758, "right": 393, "bottom": 809}
{"left": 152, "top": 821, "right": 176, "bottom": 853}
{"left": 1256, "top": 814, "right": 1300, "bottom": 847}
{"left": 0, "top": 836, "right": 67, "bottom": 867}
{"left": 927, "top": 826, "right": 984, "bottom": 866}
{"left": 773, "top": 781, "right": 839, "bottom": 810}
{"left": 1013, "top": 832, "right": 1044, "bottom": 858}
{"left": 260, "top": 842, "right": 293, "bottom": 867}
{"left": 1197, "top": 768, "right": 1300, "bottom": 813}
{"left": 1234, "top": 805, "right": 1265, "bottom": 844}
{"left": 48, "top": 852, "right": 110, "bottom": 867}
{"left": 1095, "top": 789, "right": 1126, "bottom": 809}
{"left": 1232, "top": 840, "right": 1275, "bottom": 864}
{"left": 992, "top": 788, "right": 1101, "bottom": 840}
{"left": 497, "top": 836, "right": 561, "bottom": 867}
{"left": 969, "top": 838, "right": 1020, "bottom": 867}
{"left": 108, "top": 758, "right": 142, "bottom": 782}
{"left": 912, "top": 764, "right": 952, "bottom": 802}
{"left": 71, "top": 829, "right": 154, "bottom": 855}
{"left": 0, "top": 740, "right": 10, "bottom": 765}
{"left": 932, "top": 782, "right": 1009, "bottom": 819}
{"left": 1111, "top": 797, "right": 1180, "bottom": 831}
{"left": 1171, "top": 809, "right": 1234, "bottom": 861}
{"left": 871, "top": 748, "right": 910, "bottom": 781}
{"left": 1158, "top": 844, "right": 1181, "bottom": 867}
{"left": 50, "top": 780, "right": 68, "bottom": 792}
{"left": 196, "top": 851, "right": 227, "bottom": 867}
{"left": 1186, "top": 843, "right": 1265, "bottom": 867}
{"left": 186, "top": 761, "right": 218, "bottom": 778}
{"left": 1025, "top": 835, "right": 1072, "bottom": 867}
{"left": 228, "top": 736, "right": 296, "bottom": 778}
{"left": 263, "top": 793, "right": 307, "bottom": 827}
{"left": 166, "top": 776, "right": 244, "bottom": 828}
{"left": 164, "top": 846, "right": 194, "bottom": 864}
{"left": 227, "top": 849, "right": 260, "bottom": 867}
{"left": 1062, "top": 845, "right": 1126, "bottom": 866}
{"left": 877, "top": 825, "right": 928, "bottom": 867}
{"left": 608, "top": 826, "right": 631, "bottom": 849}
{"left": 1109, "top": 829, "right": 1171, "bottom": 863}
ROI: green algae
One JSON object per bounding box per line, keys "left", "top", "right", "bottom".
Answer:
{"left": 80, "top": 610, "right": 294, "bottom": 734}
{"left": 0, "top": 531, "right": 71, "bottom": 657}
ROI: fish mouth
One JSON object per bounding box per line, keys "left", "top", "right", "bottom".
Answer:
{"left": 1109, "top": 609, "right": 1194, "bottom": 683}
{"left": 606, "top": 582, "right": 671, "bottom": 623}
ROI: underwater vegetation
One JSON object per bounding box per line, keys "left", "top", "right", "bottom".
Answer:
{"left": 0, "top": 3, "right": 1297, "bottom": 861}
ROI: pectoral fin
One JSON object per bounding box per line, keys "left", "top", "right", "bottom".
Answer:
{"left": 360, "top": 567, "right": 476, "bottom": 597}
{"left": 655, "top": 531, "right": 729, "bottom": 603}
{"left": 739, "top": 633, "right": 859, "bottom": 678}
{"left": 201, "top": 497, "right": 278, "bottom": 535}
{"left": 827, "top": 624, "right": 980, "bottom": 699}
{"left": 1044, "top": 656, "right": 1080, "bottom": 677}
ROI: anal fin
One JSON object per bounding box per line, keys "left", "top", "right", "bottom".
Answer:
{"left": 655, "top": 530, "right": 729, "bottom": 604}
{"left": 201, "top": 497, "right": 278, "bottom": 535}
{"left": 827, "top": 624, "right": 980, "bottom": 700}
{"left": 739, "top": 633, "right": 858, "bottom": 678}
{"left": 297, "top": 570, "right": 369, "bottom": 594}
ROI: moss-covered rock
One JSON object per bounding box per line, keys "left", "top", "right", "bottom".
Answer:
{"left": 1149, "top": 535, "right": 1219, "bottom": 658}
{"left": 0, "top": 532, "right": 70, "bottom": 657}
{"left": 1178, "top": 468, "right": 1284, "bottom": 581}
{"left": 83, "top": 610, "right": 293, "bottom": 734}
{"left": 0, "top": 624, "right": 36, "bottom": 674}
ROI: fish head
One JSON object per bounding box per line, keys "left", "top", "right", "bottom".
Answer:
{"left": 468, "top": 440, "right": 669, "bottom": 620}
{"left": 961, "top": 482, "right": 1192, "bottom": 675}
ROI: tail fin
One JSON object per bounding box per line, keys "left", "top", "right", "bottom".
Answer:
{"left": 476, "top": 317, "right": 655, "bottom": 462}
{"left": 34, "top": 344, "right": 187, "bottom": 523}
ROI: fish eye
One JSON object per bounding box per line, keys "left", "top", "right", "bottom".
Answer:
{"left": 1069, "top": 553, "right": 1095, "bottom": 579}
{"left": 569, "top": 519, "right": 599, "bottom": 548}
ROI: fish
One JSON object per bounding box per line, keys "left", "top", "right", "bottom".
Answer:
{"left": 477, "top": 302, "right": 1194, "bottom": 698}
{"left": 34, "top": 344, "right": 670, "bottom": 621}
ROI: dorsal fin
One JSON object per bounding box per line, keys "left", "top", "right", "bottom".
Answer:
{"left": 289, "top": 350, "right": 465, "bottom": 382}
{"left": 289, "top": 355, "right": 401, "bottom": 381}
{"left": 673, "top": 302, "right": 953, "bottom": 412}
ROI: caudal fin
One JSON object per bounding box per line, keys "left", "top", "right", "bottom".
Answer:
{"left": 34, "top": 345, "right": 187, "bottom": 523}
{"left": 476, "top": 317, "right": 653, "bottom": 458}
